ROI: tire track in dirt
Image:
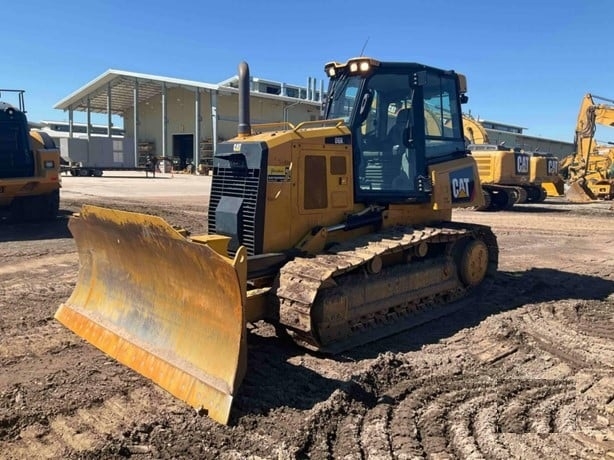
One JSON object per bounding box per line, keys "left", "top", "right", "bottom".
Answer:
{"left": 519, "top": 303, "right": 614, "bottom": 371}
{"left": 0, "top": 320, "right": 80, "bottom": 362}
{"left": 283, "top": 361, "right": 583, "bottom": 459}
{"left": 0, "top": 386, "right": 183, "bottom": 460}
{"left": 0, "top": 253, "right": 76, "bottom": 277}
{"left": 0, "top": 247, "right": 167, "bottom": 458}
{"left": 278, "top": 291, "right": 614, "bottom": 460}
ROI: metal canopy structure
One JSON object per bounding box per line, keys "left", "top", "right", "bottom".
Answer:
{"left": 54, "top": 69, "right": 220, "bottom": 115}
{"left": 54, "top": 68, "right": 324, "bottom": 168}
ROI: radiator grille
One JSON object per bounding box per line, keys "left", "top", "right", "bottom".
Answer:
{"left": 208, "top": 166, "right": 261, "bottom": 255}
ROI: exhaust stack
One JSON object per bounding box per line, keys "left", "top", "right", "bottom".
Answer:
{"left": 238, "top": 61, "right": 251, "bottom": 137}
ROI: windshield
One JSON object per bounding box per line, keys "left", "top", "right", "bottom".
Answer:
{"left": 0, "top": 120, "right": 34, "bottom": 178}
{"left": 326, "top": 75, "right": 363, "bottom": 122}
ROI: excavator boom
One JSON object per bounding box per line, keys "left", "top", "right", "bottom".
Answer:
{"left": 564, "top": 93, "right": 614, "bottom": 201}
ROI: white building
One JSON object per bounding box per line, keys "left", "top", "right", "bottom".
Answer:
{"left": 54, "top": 67, "right": 324, "bottom": 170}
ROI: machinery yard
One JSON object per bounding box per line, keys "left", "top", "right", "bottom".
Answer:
{"left": 0, "top": 173, "right": 613, "bottom": 459}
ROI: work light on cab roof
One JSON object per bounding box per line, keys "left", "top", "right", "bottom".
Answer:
{"left": 324, "top": 57, "right": 381, "bottom": 77}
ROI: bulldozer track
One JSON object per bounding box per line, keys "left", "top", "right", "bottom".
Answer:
{"left": 276, "top": 223, "right": 498, "bottom": 352}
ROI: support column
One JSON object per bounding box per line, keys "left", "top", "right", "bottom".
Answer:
{"left": 194, "top": 89, "right": 201, "bottom": 171}
{"left": 107, "top": 83, "right": 112, "bottom": 138}
{"left": 86, "top": 98, "right": 91, "bottom": 162}
{"left": 86, "top": 98, "right": 91, "bottom": 142}
{"left": 161, "top": 82, "right": 167, "bottom": 158}
{"left": 133, "top": 79, "right": 139, "bottom": 167}
{"left": 68, "top": 108, "right": 74, "bottom": 138}
{"left": 211, "top": 90, "right": 218, "bottom": 155}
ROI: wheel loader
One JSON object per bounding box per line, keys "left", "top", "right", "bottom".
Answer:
{"left": 55, "top": 58, "right": 498, "bottom": 424}
{"left": 0, "top": 89, "right": 61, "bottom": 221}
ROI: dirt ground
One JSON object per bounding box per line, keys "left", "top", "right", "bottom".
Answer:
{"left": 0, "top": 180, "right": 613, "bottom": 459}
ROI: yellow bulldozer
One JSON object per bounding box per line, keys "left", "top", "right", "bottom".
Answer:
{"left": 462, "top": 114, "right": 558, "bottom": 209}
{"left": 562, "top": 93, "right": 614, "bottom": 202}
{"left": 55, "top": 58, "right": 498, "bottom": 424}
{"left": 0, "top": 89, "right": 61, "bottom": 221}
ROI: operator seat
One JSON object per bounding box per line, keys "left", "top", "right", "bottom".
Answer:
{"left": 387, "top": 108, "right": 411, "bottom": 147}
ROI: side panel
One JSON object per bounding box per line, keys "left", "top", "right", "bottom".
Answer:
{"left": 262, "top": 137, "right": 355, "bottom": 253}
{"left": 530, "top": 155, "right": 559, "bottom": 183}
{"left": 431, "top": 156, "right": 484, "bottom": 211}
{"left": 471, "top": 149, "right": 530, "bottom": 185}
{"left": 472, "top": 152, "right": 497, "bottom": 183}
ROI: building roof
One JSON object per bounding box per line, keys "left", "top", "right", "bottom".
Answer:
{"left": 54, "top": 69, "right": 220, "bottom": 115}
{"left": 54, "top": 69, "right": 322, "bottom": 115}
{"left": 478, "top": 118, "right": 527, "bottom": 131}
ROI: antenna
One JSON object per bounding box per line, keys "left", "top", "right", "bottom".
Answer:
{"left": 359, "top": 37, "right": 370, "bottom": 56}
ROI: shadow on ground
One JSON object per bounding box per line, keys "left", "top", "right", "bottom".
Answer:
{"left": 0, "top": 210, "right": 73, "bottom": 242}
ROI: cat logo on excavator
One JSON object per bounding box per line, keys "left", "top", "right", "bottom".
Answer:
{"left": 515, "top": 153, "right": 530, "bottom": 174}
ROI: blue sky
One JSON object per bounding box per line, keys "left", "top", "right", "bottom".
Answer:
{"left": 4, "top": 0, "right": 613, "bottom": 142}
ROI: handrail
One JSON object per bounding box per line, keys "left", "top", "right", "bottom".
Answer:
{"left": 249, "top": 118, "right": 347, "bottom": 136}
{"left": 251, "top": 121, "right": 296, "bottom": 133}
{"left": 293, "top": 118, "right": 346, "bottom": 132}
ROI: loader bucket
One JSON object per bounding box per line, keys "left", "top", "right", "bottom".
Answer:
{"left": 55, "top": 205, "right": 247, "bottom": 424}
{"left": 565, "top": 180, "right": 594, "bottom": 203}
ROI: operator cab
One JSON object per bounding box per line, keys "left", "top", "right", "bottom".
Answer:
{"left": 0, "top": 100, "right": 34, "bottom": 179}
{"left": 324, "top": 58, "right": 468, "bottom": 204}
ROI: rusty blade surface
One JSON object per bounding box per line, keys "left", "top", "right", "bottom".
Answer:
{"left": 55, "top": 205, "right": 247, "bottom": 424}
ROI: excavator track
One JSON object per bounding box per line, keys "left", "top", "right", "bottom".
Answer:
{"left": 275, "top": 223, "right": 498, "bottom": 353}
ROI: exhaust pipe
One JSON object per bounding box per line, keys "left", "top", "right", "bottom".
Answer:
{"left": 237, "top": 61, "right": 251, "bottom": 137}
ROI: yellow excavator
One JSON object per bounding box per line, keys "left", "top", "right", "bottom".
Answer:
{"left": 55, "top": 58, "right": 498, "bottom": 424}
{"left": 562, "top": 93, "right": 614, "bottom": 202}
{"left": 0, "top": 89, "right": 61, "bottom": 221}
{"left": 462, "top": 114, "right": 558, "bottom": 208}
{"left": 531, "top": 151, "right": 564, "bottom": 198}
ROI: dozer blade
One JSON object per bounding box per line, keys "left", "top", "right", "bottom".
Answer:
{"left": 55, "top": 205, "right": 247, "bottom": 424}
{"left": 565, "top": 180, "right": 594, "bottom": 203}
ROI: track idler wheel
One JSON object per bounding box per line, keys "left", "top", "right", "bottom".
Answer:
{"left": 474, "top": 189, "right": 492, "bottom": 211}
{"left": 457, "top": 239, "right": 489, "bottom": 287}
